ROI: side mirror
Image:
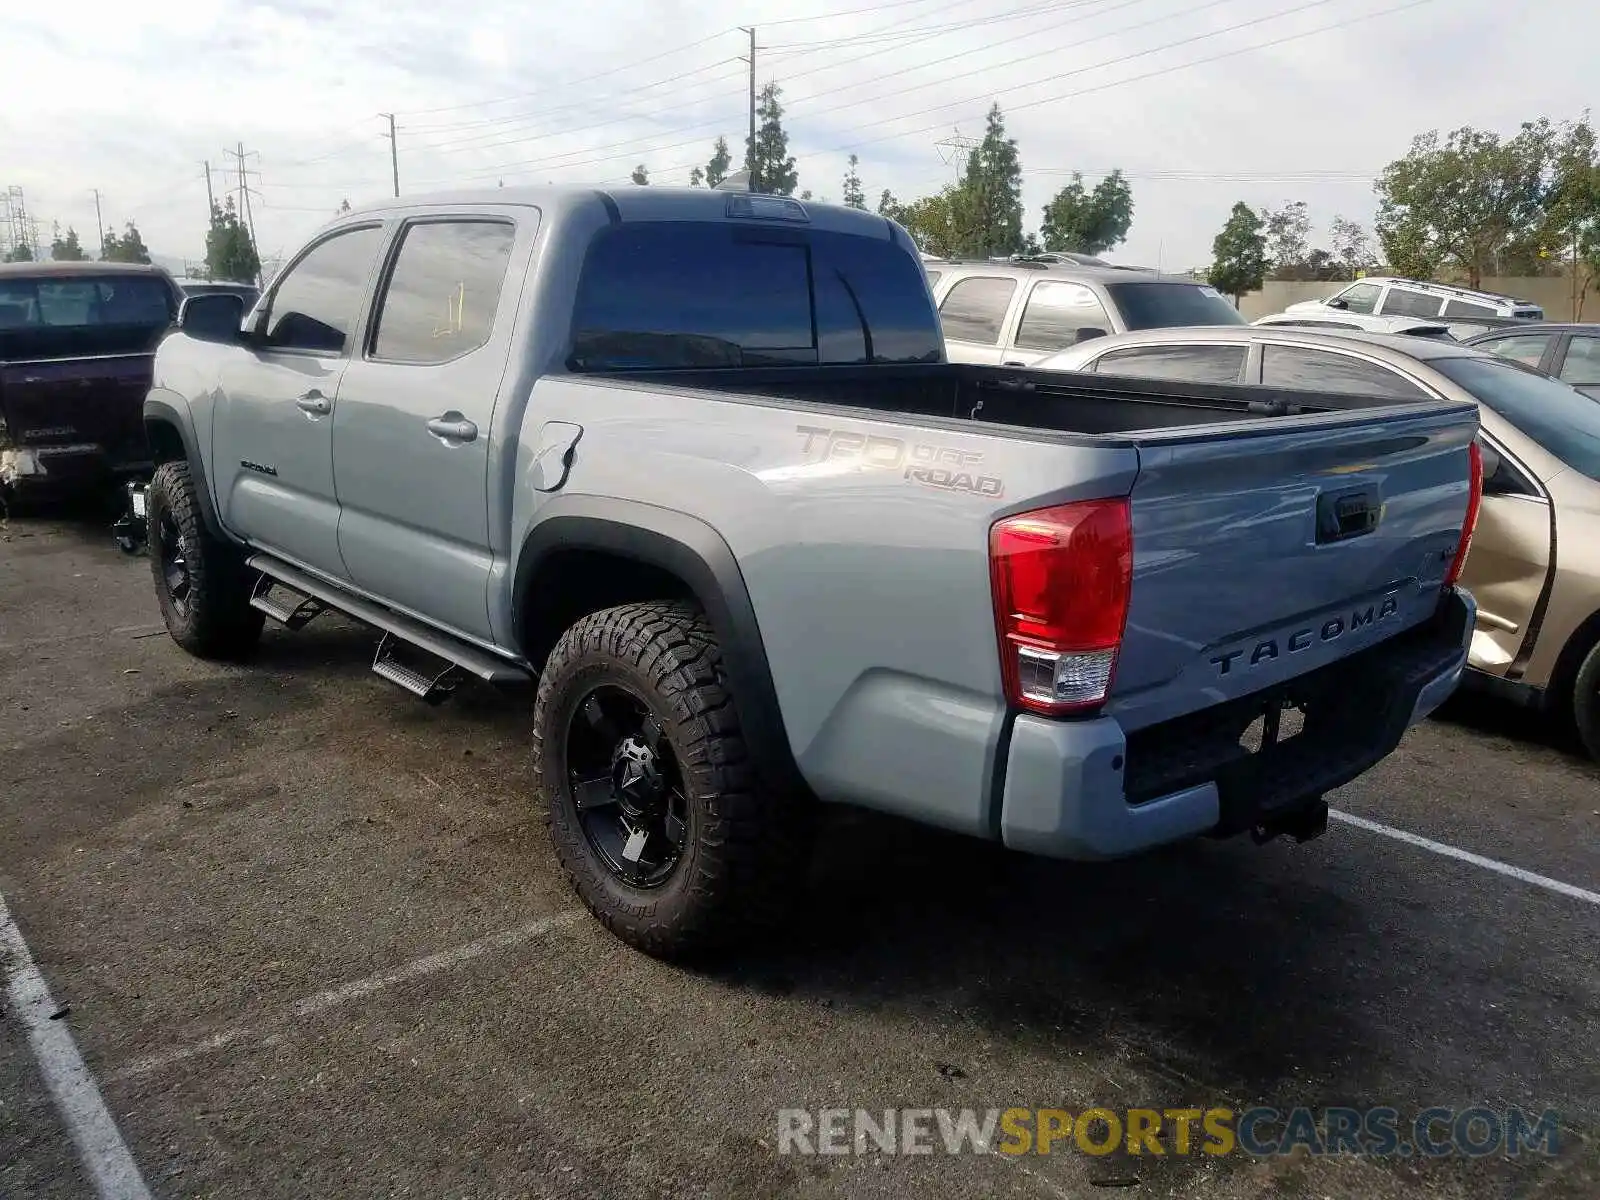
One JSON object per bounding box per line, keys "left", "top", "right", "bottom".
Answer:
{"left": 1075, "top": 327, "right": 1108, "bottom": 344}
{"left": 1327, "top": 297, "right": 1349, "bottom": 310}
{"left": 177, "top": 293, "right": 246, "bottom": 343}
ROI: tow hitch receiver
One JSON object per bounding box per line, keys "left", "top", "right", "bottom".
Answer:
{"left": 1251, "top": 798, "right": 1330, "bottom": 845}
{"left": 113, "top": 482, "right": 149, "bottom": 555}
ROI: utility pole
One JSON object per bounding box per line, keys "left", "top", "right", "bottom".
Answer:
{"left": 380, "top": 113, "right": 399, "bottom": 197}
{"left": 92, "top": 188, "right": 105, "bottom": 258}
{"left": 225, "top": 142, "right": 263, "bottom": 287}
{"left": 738, "top": 27, "right": 758, "bottom": 192}
{"left": 203, "top": 160, "right": 215, "bottom": 217}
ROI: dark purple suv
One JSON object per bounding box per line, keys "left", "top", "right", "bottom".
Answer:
{"left": 0, "top": 260, "right": 182, "bottom": 505}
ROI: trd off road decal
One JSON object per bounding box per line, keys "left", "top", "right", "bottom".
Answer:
{"left": 795, "top": 425, "right": 1004, "bottom": 498}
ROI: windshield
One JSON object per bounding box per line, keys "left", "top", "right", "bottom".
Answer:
{"left": 0, "top": 275, "right": 175, "bottom": 329}
{"left": 1434, "top": 356, "right": 1600, "bottom": 481}
{"left": 1105, "top": 281, "right": 1247, "bottom": 330}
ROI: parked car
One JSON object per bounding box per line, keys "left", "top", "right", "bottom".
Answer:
{"left": 1461, "top": 323, "right": 1600, "bottom": 399}
{"left": 180, "top": 279, "right": 261, "bottom": 312}
{"left": 1253, "top": 311, "right": 1455, "bottom": 339}
{"left": 930, "top": 259, "right": 1246, "bottom": 366}
{"left": 140, "top": 186, "right": 1478, "bottom": 956}
{"left": 1286, "top": 277, "right": 1545, "bottom": 323}
{"left": 1037, "top": 325, "right": 1600, "bottom": 756}
{"left": 0, "top": 260, "right": 181, "bottom": 507}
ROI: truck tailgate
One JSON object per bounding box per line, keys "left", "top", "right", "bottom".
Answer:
{"left": 0, "top": 352, "right": 152, "bottom": 451}
{"left": 1109, "top": 401, "right": 1478, "bottom": 732}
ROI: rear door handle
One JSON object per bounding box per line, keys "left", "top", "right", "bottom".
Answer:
{"left": 426, "top": 414, "right": 478, "bottom": 443}
{"left": 295, "top": 390, "right": 331, "bottom": 416}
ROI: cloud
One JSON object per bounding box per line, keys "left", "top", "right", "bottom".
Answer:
{"left": 2, "top": 0, "right": 1592, "bottom": 270}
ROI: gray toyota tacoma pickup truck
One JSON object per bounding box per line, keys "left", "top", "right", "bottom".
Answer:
{"left": 140, "top": 186, "right": 1481, "bottom": 957}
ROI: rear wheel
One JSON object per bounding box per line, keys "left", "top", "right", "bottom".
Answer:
{"left": 532, "top": 601, "right": 812, "bottom": 958}
{"left": 147, "top": 461, "right": 263, "bottom": 659}
{"left": 1571, "top": 639, "right": 1600, "bottom": 761}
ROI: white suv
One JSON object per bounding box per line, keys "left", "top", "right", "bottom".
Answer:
{"left": 1285, "top": 277, "right": 1544, "bottom": 322}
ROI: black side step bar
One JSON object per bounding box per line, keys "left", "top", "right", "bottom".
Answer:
{"left": 246, "top": 553, "right": 532, "bottom": 687}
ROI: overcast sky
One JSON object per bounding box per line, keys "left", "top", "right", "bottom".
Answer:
{"left": 2, "top": 0, "right": 1589, "bottom": 272}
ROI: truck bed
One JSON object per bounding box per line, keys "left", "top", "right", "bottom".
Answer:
{"left": 580, "top": 361, "right": 1420, "bottom": 438}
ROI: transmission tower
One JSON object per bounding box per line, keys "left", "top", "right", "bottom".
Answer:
{"left": 1, "top": 186, "right": 40, "bottom": 261}
{"left": 934, "top": 128, "right": 980, "bottom": 182}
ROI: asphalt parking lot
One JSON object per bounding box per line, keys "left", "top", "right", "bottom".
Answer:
{"left": 2, "top": 509, "right": 1597, "bottom": 1200}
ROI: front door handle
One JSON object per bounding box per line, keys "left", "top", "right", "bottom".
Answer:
{"left": 425, "top": 414, "right": 478, "bottom": 443}
{"left": 296, "top": 390, "right": 331, "bottom": 416}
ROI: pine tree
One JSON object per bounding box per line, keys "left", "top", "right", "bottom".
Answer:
{"left": 689, "top": 166, "right": 706, "bottom": 187}
{"left": 50, "top": 223, "right": 88, "bottom": 261}
{"left": 706, "top": 137, "right": 733, "bottom": 188}
{"left": 842, "top": 155, "right": 865, "bottom": 209}
{"left": 102, "top": 221, "right": 151, "bottom": 264}
{"left": 630, "top": 165, "right": 650, "bottom": 186}
{"left": 204, "top": 198, "right": 260, "bottom": 284}
{"left": 954, "top": 104, "right": 1024, "bottom": 257}
{"left": 746, "top": 83, "right": 798, "bottom": 196}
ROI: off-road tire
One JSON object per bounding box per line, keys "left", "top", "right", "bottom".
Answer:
{"left": 147, "top": 461, "right": 264, "bottom": 659}
{"left": 532, "top": 601, "right": 812, "bottom": 959}
{"left": 1571, "top": 638, "right": 1600, "bottom": 761}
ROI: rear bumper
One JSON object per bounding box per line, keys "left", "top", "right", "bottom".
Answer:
{"left": 998, "top": 589, "right": 1475, "bottom": 860}
{"left": 0, "top": 443, "right": 152, "bottom": 494}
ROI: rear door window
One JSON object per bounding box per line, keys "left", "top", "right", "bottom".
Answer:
{"left": 567, "top": 222, "right": 942, "bottom": 369}
{"left": 1261, "top": 344, "right": 1429, "bottom": 399}
{"left": 370, "top": 220, "right": 516, "bottom": 363}
{"left": 1474, "top": 333, "right": 1553, "bottom": 369}
{"left": 1443, "top": 297, "right": 1497, "bottom": 318}
{"left": 938, "top": 276, "right": 1017, "bottom": 345}
{"left": 1012, "top": 280, "right": 1112, "bottom": 351}
{"left": 1094, "top": 344, "right": 1246, "bottom": 384}
{"left": 1380, "top": 287, "right": 1444, "bottom": 318}
{"left": 1557, "top": 335, "right": 1600, "bottom": 385}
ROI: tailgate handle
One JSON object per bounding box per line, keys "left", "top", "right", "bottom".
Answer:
{"left": 1317, "top": 488, "right": 1380, "bottom": 544}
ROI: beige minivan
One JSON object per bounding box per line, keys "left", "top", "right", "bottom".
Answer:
{"left": 1034, "top": 325, "right": 1600, "bottom": 758}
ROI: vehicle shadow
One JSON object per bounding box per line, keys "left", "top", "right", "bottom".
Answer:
{"left": 1432, "top": 686, "right": 1593, "bottom": 765}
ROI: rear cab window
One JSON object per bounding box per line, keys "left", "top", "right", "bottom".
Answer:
{"left": 0, "top": 275, "right": 175, "bottom": 329}
{"left": 567, "top": 222, "right": 942, "bottom": 369}
{"left": 1103, "top": 282, "right": 1245, "bottom": 330}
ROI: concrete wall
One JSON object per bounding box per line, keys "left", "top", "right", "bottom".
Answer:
{"left": 1237, "top": 277, "right": 1593, "bottom": 322}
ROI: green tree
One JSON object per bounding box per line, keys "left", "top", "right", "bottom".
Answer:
{"left": 1209, "top": 202, "right": 1268, "bottom": 303}
{"left": 746, "top": 83, "right": 798, "bottom": 195}
{"left": 1263, "top": 200, "right": 1311, "bottom": 277}
{"left": 630, "top": 164, "right": 650, "bottom": 185}
{"left": 50, "top": 223, "right": 88, "bottom": 261}
{"left": 337, "top": 198, "right": 352, "bottom": 213}
{"left": 204, "top": 197, "right": 260, "bottom": 283}
{"left": 1537, "top": 114, "right": 1600, "bottom": 314}
{"left": 3, "top": 241, "right": 33, "bottom": 263}
{"left": 876, "top": 189, "right": 901, "bottom": 219}
{"left": 705, "top": 137, "right": 732, "bottom": 188}
{"left": 1039, "top": 169, "right": 1133, "bottom": 256}
{"left": 689, "top": 166, "right": 705, "bottom": 187}
{"left": 1375, "top": 123, "right": 1551, "bottom": 286}
{"left": 842, "top": 155, "right": 866, "bottom": 209}
{"left": 950, "top": 103, "right": 1024, "bottom": 258}
{"left": 893, "top": 189, "right": 965, "bottom": 257}
{"left": 1329, "top": 215, "right": 1375, "bottom": 276}
{"left": 101, "top": 221, "right": 151, "bottom": 264}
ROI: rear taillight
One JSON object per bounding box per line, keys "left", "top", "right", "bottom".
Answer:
{"left": 1444, "top": 440, "right": 1483, "bottom": 588}
{"left": 989, "top": 498, "right": 1132, "bottom": 715}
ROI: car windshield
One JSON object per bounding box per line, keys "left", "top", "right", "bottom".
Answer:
{"left": 1104, "top": 281, "right": 1247, "bottom": 330}
{"left": 1434, "top": 356, "right": 1600, "bottom": 481}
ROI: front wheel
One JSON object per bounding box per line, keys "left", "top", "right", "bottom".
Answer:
{"left": 532, "top": 601, "right": 812, "bottom": 959}
{"left": 147, "top": 461, "right": 264, "bottom": 659}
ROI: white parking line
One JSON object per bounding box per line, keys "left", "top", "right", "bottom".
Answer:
{"left": 1330, "top": 809, "right": 1600, "bottom": 905}
{"left": 0, "top": 890, "right": 153, "bottom": 1200}
{"left": 107, "top": 907, "right": 585, "bottom": 1084}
